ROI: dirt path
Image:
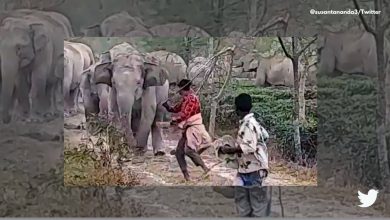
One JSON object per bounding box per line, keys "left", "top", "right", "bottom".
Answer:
{"left": 0, "top": 116, "right": 387, "bottom": 217}
{"left": 64, "top": 113, "right": 315, "bottom": 186}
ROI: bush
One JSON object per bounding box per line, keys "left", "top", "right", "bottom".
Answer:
{"left": 317, "top": 74, "right": 380, "bottom": 187}
{"left": 201, "top": 81, "right": 318, "bottom": 162}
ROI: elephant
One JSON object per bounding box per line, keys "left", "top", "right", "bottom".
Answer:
{"left": 147, "top": 50, "right": 188, "bottom": 85}
{"left": 12, "top": 9, "right": 74, "bottom": 37}
{"left": 187, "top": 56, "right": 210, "bottom": 85}
{"left": 81, "top": 11, "right": 151, "bottom": 37}
{"left": 236, "top": 53, "right": 259, "bottom": 72}
{"left": 64, "top": 41, "right": 95, "bottom": 115}
{"left": 85, "top": 42, "right": 170, "bottom": 155}
{"left": 255, "top": 55, "right": 295, "bottom": 87}
{"left": 149, "top": 22, "right": 210, "bottom": 37}
{"left": 318, "top": 28, "right": 379, "bottom": 77}
{"left": 79, "top": 54, "right": 110, "bottom": 126}
{"left": 0, "top": 10, "right": 71, "bottom": 123}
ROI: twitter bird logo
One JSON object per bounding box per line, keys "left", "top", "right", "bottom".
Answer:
{"left": 358, "top": 189, "right": 379, "bottom": 208}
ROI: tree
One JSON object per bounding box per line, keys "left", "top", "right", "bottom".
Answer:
{"left": 277, "top": 36, "right": 317, "bottom": 163}
{"left": 353, "top": 0, "right": 390, "bottom": 209}
{"left": 208, "top": 46, "right": 235, "bottom": 139}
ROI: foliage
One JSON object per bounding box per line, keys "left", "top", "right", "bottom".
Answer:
{"left": 316, "top": 74, "right": 380, "bottom": 187}
{"left": 64, "top": 117, "right": 140, "bottom": 187}
{"left": 201, "top": 79, "right": 318, "bottom": 162}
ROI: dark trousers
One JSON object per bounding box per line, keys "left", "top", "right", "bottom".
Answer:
{"left": 175, "top": 132, "right": 207, "bottom": 174}
{"left": 235, "top": 186, "right": 272, "bottom": 217}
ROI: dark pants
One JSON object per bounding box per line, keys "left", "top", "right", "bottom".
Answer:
{"left": 175, "top": 132, "right": 208, "bottom": 175}
{"left": 235, "top": 170, "right": 271, "bottom": 217}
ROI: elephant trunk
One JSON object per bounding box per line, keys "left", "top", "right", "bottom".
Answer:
{"left": 116, "top": 88, "right": 136, "bottom": 147}
{"left": 1, "top": 53, "right": 19, "bottom": 124}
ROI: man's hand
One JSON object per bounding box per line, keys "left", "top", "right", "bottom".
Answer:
{"left": 162, "top": 101, "right": 170, "bottom": 110}
{"left": 170, "top": 120, "right": 178, "bottom": 126}
{"left": 219, "top": 144, "right": 242, "bottom": 154}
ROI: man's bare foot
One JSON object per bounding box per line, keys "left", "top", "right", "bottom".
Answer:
{"left": 183, "top": 171, "right": 190, "bottom": 181}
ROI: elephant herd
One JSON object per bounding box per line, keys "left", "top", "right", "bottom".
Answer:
{"left": 68, "top": 42, "right": 187, "bottom": 154}
{"left": 0, "top": 9, "right": 73, "bottom": 123}
{"left": 82, "top": 11, "right": 211, "bottom": 37}
{"left": 0, "top": 8, "right": 385, "bottom": 127}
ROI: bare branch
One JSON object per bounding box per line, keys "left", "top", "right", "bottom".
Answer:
{"left": 352, "top": 0, "right": 376, "bottom": 34}
{"left": 258, "top": 0, "right": 268, "bottom": 25}
{"left": 213, "top": 51, "right": 234, "bottom": 100}
{"left": 277, "top": 37, "right": 293, "bottom": 60}
{"left": 250, "top": 13, "right": 290, "bottom": 36}
{"left": 297, "top": 35, "right": 318, "bottom": 56}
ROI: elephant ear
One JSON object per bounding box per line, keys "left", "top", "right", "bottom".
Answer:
{"left": 94, "top": 62, "right": 113, "bottom": 87}
{"left": 143, "top": 63, "right": 169, "bottom": 88}
{"left": 29, "top": 24, "right": 49, "bottom": 51}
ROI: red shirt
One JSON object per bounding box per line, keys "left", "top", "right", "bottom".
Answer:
{"left": 169, "top": 90, "right": 201, "bottom": 123}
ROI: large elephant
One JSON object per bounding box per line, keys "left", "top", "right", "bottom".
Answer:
{"left": 148, "top": 50, "right": 187, "bottom": 85}
{"left": 87, "top": 43, "right": 170, "bottom": 155}
{"left": 149, "top": 22, "right": 211, "bottom": 37}
{"left": 255, "top": 55, "right": 295, "bottom": 87}
{"left": 81, "top": 11, "right": 151, "bottom": 37}
{"left": 64, "top": 41, "right": 95, "bottom": 115}
{"left": 318, "top": 29, "right": 379, "bottom": 77}
{"left": 0, "top": 10, "right": 71, "bottom": 123}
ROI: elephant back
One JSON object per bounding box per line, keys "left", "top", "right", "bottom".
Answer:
{"left": 148, "top": 50, "right": 187, "bottom": 84}
{"left": 150, "top": 22, "right": 210, "bottom": 37}
{"left": 109, "top": 42, "right": 140, "bottom": 59}
{"left": 101, "top": 11, "right": 149, "bottom": 37}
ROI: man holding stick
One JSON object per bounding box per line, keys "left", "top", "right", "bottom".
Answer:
{"left": 162, "top": 79, "right": 212, "bottom": 181}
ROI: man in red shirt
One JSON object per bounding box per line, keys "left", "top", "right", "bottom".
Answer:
{"left": 163, "top": 79, "right": 210, "bottom": 181}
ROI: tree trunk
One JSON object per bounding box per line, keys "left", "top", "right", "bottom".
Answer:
{"left": 208, "top": 49, "right": 234, "bottom": 139}
{"left": 298, "top": 66, "right": 307, "bottom": 123}
{"left": 215, "top": 0, "right": 225, "bottom": 35}
{"left": 209, "top": 100, "right": 218, "bottom": 139}
{"left": 247, "top": 0, "right": 259, "bottom": 33}
{"left": 292, "top": 37, "right": 302, "bottom": 162}
{"left": 375, "top": 31, "right": 390, "bottom": 185}
{"left": 183, "top": 37, "right": 192, "bottom": 68}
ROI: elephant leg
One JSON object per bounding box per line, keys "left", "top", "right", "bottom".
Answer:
{"left": 151, "top": 105, "right": 165, "bottom": 154}
{"left": 135, "top": 87, "right": 157, "bottom": 152}
{"left": 44, "top": 81, "right": 57, "bottom": 118}
{"left": 74, "top": 87, "right": 81, "bottom": 113}
{"left": 97, "top": 84, "right": 109, "bottom": 118}
{"left": 55, "top": 80, "right": 63, "bottom": 113}
{"left": 16, "top": 70, "right": 31, "bottom": 120}
{"left": 30, "top": 63, "right": 50, "bottom": 120}
{"left": 109, "top": 87, "right": 119, "bottom": 123}
{"left": 68, "top": 87, "right": 78, "bottom": 114}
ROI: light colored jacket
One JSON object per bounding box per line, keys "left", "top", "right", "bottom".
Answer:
{"left": 236, "top": 113, "right": 269, "bottom": 173}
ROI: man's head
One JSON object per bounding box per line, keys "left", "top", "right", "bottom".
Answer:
{"left": 178, "top": 79, "right": 192, "bottom": 95}
{"left": 235, "top": 93, "right": 252, "bottom": 118}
